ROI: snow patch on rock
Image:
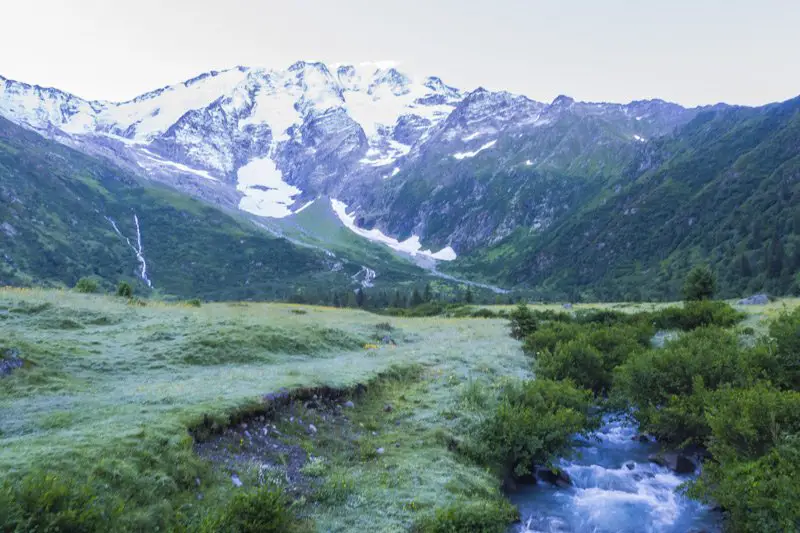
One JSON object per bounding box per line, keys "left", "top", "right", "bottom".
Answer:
{"left": 453, "top": 140, "right": 497, "bottom": 160}
{"left": 237, "top": 157, "right": 302, "bottom": 218}
{"left": 331, "top": 199, "right": 456, "bottom": 260}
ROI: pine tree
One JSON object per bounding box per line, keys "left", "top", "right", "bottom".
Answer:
{"left": 767, "top": 233, "right": 784, "bottom": 278}
{"left": 423, "top": 282, "right": 433, "bottom": 303}
{"left": 464, "top": 286, "right": 474, "bottom": 304}
{"left": 392, "top": 289, "right": 403, "bottom": 308}
{"left": 410, "top": 288, "right": 423, "bottom": 307}
{"left": 355, "top": 288, "right": 365, "bottom": 307}
{"left": 683, "top": 265, "right": 716, "bottom": 301}
{"left": 739, "top": 253, "right": 752, "bottom": 278}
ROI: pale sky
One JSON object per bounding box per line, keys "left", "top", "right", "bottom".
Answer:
{"left": 1, "top": 0, "right": 798, "bottom": 106}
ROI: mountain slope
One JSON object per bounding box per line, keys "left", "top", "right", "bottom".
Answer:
{"left": 450, "top": 97, "right": 800, "bottom": 300}
{"left": 0, "top": 64, "right": 713, "bottom": 258}
{"left": 0, "top": 116, "right": 405, "bottom": 300}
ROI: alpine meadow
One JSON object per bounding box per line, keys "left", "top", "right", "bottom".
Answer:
{"left": 2, "top": 2, "right": 800, "bottom": 532}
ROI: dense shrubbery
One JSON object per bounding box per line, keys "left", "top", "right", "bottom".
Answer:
{"left": 614, "top": 327, "right": 746, "bottom": 445}
{"left": 468, "top": 379, "right": 596, "bottom": 480}
{"left": 413, "top": 499, "right": 519, "bottom": 533}
{"left": 649, "top": 300, "right": 745, "bottom": 331}
{"left": 508, "top": 294, "right": 800, "bottom": 532}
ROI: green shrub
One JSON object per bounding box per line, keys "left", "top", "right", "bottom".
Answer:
{"left": 765, "top": 307, "right": 800, "bottom": 389}
{"left": 650, "top": 301, "right": 744, "bottom": 331}
{"left": 522, "top": 321, "right": 582, "bottom": 354}
{"left": 683, "top": 265, "right": 716, "bottom": 301}
{"left": 186, "top": 298, "right": 202, "bottom": 308}
{"left": 74, "top": 277, "right": 99, "bottom": 294}
{"left": 509, "top": 303, "right": 538, "bottom": 339}
{"left": 614, "top": 327, "right": 745, "bottom": 445}
{"left": 536, "top": 337, "right": 606, "bottom": 394}
{"left": 470, "top": 379, "right": 596, "bottom": 479}
{"left": 200, "top": 485, "right": 307, "bottom": 533}
{"left": 116, "top": 281, "right": 133, "bottom": 298}
{"left": 705, "top": 384, "right": 800, "bottom": 462}
{"left": 413, "top": 499, "right": 519, "bottom": 533}
{"left": 690, "top": 437, "right": 800, "bottom": 533}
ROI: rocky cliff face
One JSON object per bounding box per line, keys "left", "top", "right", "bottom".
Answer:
{"left": 0, "top": 63, "right": 715, "bottom": 255}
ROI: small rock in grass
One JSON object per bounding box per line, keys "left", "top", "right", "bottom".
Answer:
{"left": 240, "top": 423, "right": 247, "bottom": 430}
{"left": 231, "top": 474, "right": 243, "bottom": 487}
{"left": 344, "top": 400, "right": 355, "bottom": 408}
{"left": 309, "top": 424, "right": 317, "bottom": 434}
{"left": 244, "top": 430, "right": 252, "bottom": 439}
{"left": 383, "top": 404, "right": 393, "bottom": 413}
{"left": 376, "top": 447, "right": 385, "bottom": 455}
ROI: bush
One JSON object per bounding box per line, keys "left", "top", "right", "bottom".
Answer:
{"left": 522, "top": 321, "right": 583, "bottom": 354}
{"left": 650, "top": 301, "right": 744, "bottom": 331}
{"left": 690, "top": 437, "right": 800, "bottom": 533}
{"left": 765, "top": 307, "right": 800, "bottom": 389}
{"left": 413, "top": 499, "right": 519, "bottom": 533}
{"left": 509, "top": 303, "right": 538, "bottom": 339}
{"left": 116, "top": 281, "right": 133, "bottom": 298}
{"left": 536, "top": 337, "right": 606, "bottom": 394}
{"left": 683, "top": 265, "right": 716, "bottom": 301}
{"left": 200, "top": 485, "right": 306, "bottom": 533}
{"left": 614, "top": 327, "right": 745, "bottom": 445}
{"left": 470, "top": 379, "right": 596, "bottom": 479}
{"left": 705, "top": 384, "right": 800, "bottom": 462}
{"left": 186, "top": 298, "right": 202, "bottom": 308}
{"left": 74, "top": 277, "right": 99, "bottom": 294}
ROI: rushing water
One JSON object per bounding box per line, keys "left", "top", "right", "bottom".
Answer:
{"left": 509, "top": 416, "right": 722, "bottom": 533}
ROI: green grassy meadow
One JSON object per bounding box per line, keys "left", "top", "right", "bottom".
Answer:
{"left": 1, "top": 287, "right": 797, "bottom": 531}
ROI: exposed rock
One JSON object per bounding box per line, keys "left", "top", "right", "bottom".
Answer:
{"left": 308, "top": 424, "right": 317, "bottom": 434}
{"left": 624, "top": 461, "right": 635, "bottom": 470}
{"left": 0, "top": 348, "right": 24, "bottom": 377}
{"left": 537, "top": 467, "right": 572, "bottom": 488}
{"left": 648, "top": 452, "right": 696, "bottom": 474}
{"left": 562, "top": 303, "right": 573, "bottom": 310}
{"left": 383, "top": 404, "right": 393, "bottom": 413}
{"left": 231, "top": 474, "right": 243, "bottom": 487}
{"left": 376, "top": 447, "right": 385, "bottom": 455}
{"left": 343, "top": 400, "right": 355, "bottom": 408}
{"left": 737, "top": 293, "right": 769, "bottom": 305}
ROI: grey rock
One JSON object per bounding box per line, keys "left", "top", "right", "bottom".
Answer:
{"left": 383, "top": 404, "right": 393, "bottom": 413}
{"left": 537, "top": 467, "right": 572, "bottom": 488}
{"left": 562, "top": 303, "right": 573, "bottom": 310}
{"left": 231, "top": 474, "right": 243, "bottom": 487}
{"left": 649, "top": 453, "right": 696, "bottom": 474}
{"left": 737, "top": 293, "right": 769, "bottom": 305}
{"left": 376, "top": 447, "right": 385, "bottom": 455}
{"left": 343, "top": 400, "right": 355, "bottom": 408}
{"left": 308, "top": 424, "right": 317, "bottom": 434}
{"left": 624, "top": 461, "right": 635, "bottom": 470}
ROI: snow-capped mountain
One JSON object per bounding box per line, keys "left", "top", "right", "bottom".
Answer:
{"left": 0, "top": 62, "right": 461, "bottom": 213}
{"left": 0, "top": 62, "right": 716, "bottom": 259}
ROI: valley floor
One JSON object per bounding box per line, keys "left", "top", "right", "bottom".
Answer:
{"left": 0, "top": 288, "right": 796, "bottom": 532}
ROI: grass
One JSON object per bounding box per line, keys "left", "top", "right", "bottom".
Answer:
{"left": 2, "top": 286, "right": 797, "bottom": 532}
{"left": 0, "top": 287, "right": 527, "bottom": 531}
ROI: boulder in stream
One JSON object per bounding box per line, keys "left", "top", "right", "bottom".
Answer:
{"left": 537, "top": 467, "right": 572, "bottom": 488}
{"left": 648, "top": 452, "right": 696, "bottom": 474}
